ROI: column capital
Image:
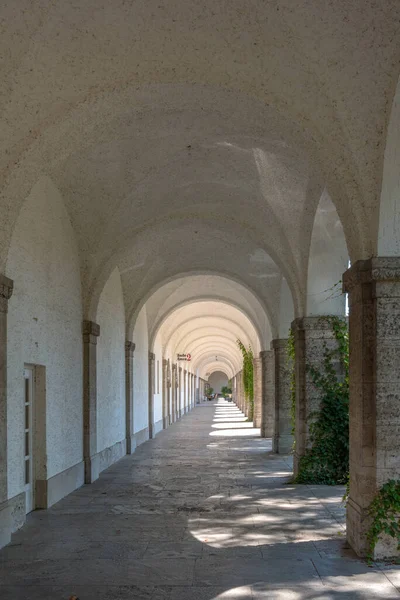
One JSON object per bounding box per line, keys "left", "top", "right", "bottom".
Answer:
{"left": 271, "top": 338, "right": 288, "bottom": 350}
{"left": 125, "top": 340, "right": 135, "bottom": 354}
{"left": 0, "top": 275, "right": 13, "bottom": 313}
{"left": 148, "top": 351, "right": 155, "bottom": 361}
{"left": 162, "top": 358, "right": 168, "bottom": 368}
{"left": 83, "top": 320, "right": 100, "bottom": 341}
{"left": 343, "top": 257, "right": 400, "bottom": 294}
{"left": 291, "top": 316, "right": 341, "bottom": 332}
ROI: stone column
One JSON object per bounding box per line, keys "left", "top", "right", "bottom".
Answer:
{"left": 178, "top": 366, "right": 182, "bottom": 418}
{"left": 83, "top": 320, "right": 100, "bottom": 483}
{"left": 148, "top": 352, "right": 155, "bottom": 438}
{"left": 125, "top": 341, "right": 136, "bottom": 454}
{"left": 344, "top": 258, "right": 400, "bottom": 558}
{"left": 236, "top": 372, "right": 243, "bottom": 412}
{"left": 183, "top": 369, "right": 187, "bottom": 413}
{"left": 292, "top": 316, "right": 344, "bottom": 477}
{"left": 162, "top": 359, "right": 169, "bottom": 429}
{"left": 271, "top": 339, "right": 293, "bottom": 453}
{"left": 0, "top": 275, "right": 14, "bottom": 532}
{"left": 171, "top": 364, "right": 177, "bottom": 422}
{"left": 253, "top": 356, "right": 262, "bottom": 427}
{"left": 167, "top": 360, "right": 172, "bottom": 425}
{"left": 260, "top": 350, "right": 274, "bottom": 438}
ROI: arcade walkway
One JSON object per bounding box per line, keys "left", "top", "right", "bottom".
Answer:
{"left": 0, "top": 401, "right": 399, "bottom": 600}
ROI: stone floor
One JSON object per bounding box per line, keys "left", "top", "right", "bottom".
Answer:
{"left": 1, "top": 400, "right": 399, "bottom": 599}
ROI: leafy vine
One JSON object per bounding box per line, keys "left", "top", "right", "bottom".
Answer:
{"left": 294, "top": 316, "right": 349, "bottom": 485}
{"left": 367, "top": 480, "right": 400, "bottom": 561}
{"left": 237, "top": 339, "right": 254, "bottom": 420}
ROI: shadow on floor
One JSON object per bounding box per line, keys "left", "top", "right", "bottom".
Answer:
{"left": 0, "top": 401, "right": 398, "bottom": 600}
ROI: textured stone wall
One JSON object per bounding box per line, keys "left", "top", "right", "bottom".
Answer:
{"left": 344, "top": 258, "right": 400, "bottom": 558}
{"left": 272, "top": 339, "right": 293, "bottom": 454}
{"left": 292, "top": 317, "right": 344, "bottom": 477}
{"left": 253, "top": 357, "right": 262, "bottom": 427}
{"left": 260, "top": 350, "right": 274, "bottom": 438}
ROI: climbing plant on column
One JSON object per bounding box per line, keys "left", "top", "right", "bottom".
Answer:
{"left": 236, "top": 340, "right": 254, "bottom": 420}
{"left": 294, "top": 316, "right": 349, "bottom": 485}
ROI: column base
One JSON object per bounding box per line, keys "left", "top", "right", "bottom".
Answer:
{"left": 273, "top": 433, "right": 293, "bottom": 454}
{"left": 153, "top": 419, "right": 163, "bottom": 437}
{"left": 132, "top": 427, "right": 149, "bottom": 448}
{"left": 126, "top": 434, "right": 137, "bottom": 455}
{"left": 163, "top": 416, "right": 169, "bottom": 429}
{"left": 36, "top": 461, "right": 84, "bottom": 508}
{"left": 293, "top": 451, "right": 301, "bottom": 478}
{"left": 84, "top": 454, "right": 100, "bottom": 484}
{"left": 0, "top": 492, "right": 25, "bottom": 550}
{"left": 347, "top": 497, "right": 400, "bottom": 559}
{"left": 260, "top": 423, "right": 273, "bottom": 438}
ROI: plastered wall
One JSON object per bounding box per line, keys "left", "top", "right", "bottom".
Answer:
{"left": 132, "top": 306, "right": 149, "bottom": 434}
{"left": 6, "top": 177, "right": 83, "bottom": 498}
{"left": 96, "top": 268, "right": 126, "bottom": 453}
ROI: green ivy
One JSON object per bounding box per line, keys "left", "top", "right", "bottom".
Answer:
{"left": 237, "top": 339, "right": 254, "bottom": 420}
{"left": 367, "top": 480, "right": 400, "bottom": 562}
{"left": 221, "top": 385, "right": 232, "bottom": 395}
{"left": 294, "top": 316, "right": 349, "bottom": 485}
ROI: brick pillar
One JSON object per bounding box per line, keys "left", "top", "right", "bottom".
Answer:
{"left": 148, "top": 352, "right": 155, "bottom": 438}
{"left": 253, "top": 356, "right": 262, "bottom": 427}
{"left": 125, "top": 341, "right": 136, "bottom": 454}
{"left": 292, "top": 317, "right": 344, "bottom": 477}
{"left": 344, "top": 258, "right": 400, "bottom": 558}
{"left": 272, "top": 339, "right": 293, "bottom": 453}
{"left": 260, "top": 350, "right": 274, "bottom": 438}
{"left": 83, "top": 320, "right": 100, "bottom": 483}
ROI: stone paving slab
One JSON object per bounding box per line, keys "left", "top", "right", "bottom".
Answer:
{"left": 0, "top": 399, "right": 399, "bottom": 600}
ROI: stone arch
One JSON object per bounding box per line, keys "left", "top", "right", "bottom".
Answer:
{"left": 306, "top": 190, "right": 349, "bottom": 316}
{"left": 84, "top": 217, "right": 301, "bottom": 331}
{"left": 149, "top": 297, "right": 268, "bottom": 353}
{"left": 126, "top": 270, "right": 278, "bottom": 341}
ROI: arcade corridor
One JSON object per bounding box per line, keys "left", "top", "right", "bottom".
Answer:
{"left": 0, "top": 400, "right": 398, "bottom": 600}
